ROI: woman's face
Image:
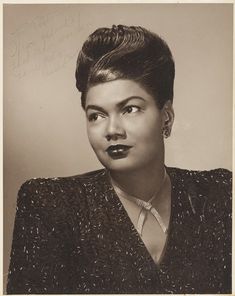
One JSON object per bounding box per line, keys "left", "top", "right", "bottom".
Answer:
{"left": 85, "top": 79, "right": 170, "bottom": 173}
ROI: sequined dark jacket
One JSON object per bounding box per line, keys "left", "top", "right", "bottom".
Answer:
{"left": 7, "top": 167, "right": 232, "bottom": 294}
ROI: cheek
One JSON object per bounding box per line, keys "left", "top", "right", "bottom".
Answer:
{"left": 86, "top": 125, "right": 103, "bottom": 149}
{"left": 86, "top": 125, "right": 95, "bottom": 146}
{"left": 128, "top": 117, "right": 162, "bottom": 141}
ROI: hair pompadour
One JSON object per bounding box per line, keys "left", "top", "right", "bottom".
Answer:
{"left": 75, "top": 25, "right": 175, "bottom": 109}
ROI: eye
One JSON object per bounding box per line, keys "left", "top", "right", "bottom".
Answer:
{"left": 123, "top": 105, "right": 141, "bottom": 114}
{"left": 87, "top": 113, "right": 105, "bottom": 122}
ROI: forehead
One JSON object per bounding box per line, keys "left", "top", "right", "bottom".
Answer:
{"left": 85, "top": 79, "right": 155, "bottom": 107}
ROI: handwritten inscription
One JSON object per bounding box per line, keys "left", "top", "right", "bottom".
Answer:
{"left": 8, "top": 7, "right": 88, "bottom": 78}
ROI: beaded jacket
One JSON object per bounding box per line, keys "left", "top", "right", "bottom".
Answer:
{"left": 7, "top": 167, "right": 232, "bottom": 294}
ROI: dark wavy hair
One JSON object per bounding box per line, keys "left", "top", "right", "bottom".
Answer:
{"left": 75, "top": 25, "right": 175, "bottom": 109}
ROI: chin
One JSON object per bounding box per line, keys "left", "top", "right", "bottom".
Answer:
{"left": 95, "top": 151, "right": 158, "bottom": 173}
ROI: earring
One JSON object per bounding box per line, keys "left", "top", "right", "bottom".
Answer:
{"left": 162, "top": 126, "right": 171, "bottom": 138}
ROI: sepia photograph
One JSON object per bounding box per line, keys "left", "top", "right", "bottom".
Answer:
{"left": 3, "top": 3, "right": 233, "bottom": 294}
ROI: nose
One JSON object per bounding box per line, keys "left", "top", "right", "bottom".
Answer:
{"left": 105, "top": 116, "right": 126, "bottom": 141}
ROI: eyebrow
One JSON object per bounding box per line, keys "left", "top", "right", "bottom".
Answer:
{"left": 85, "top": 96, "right": 146, "bottom": 113}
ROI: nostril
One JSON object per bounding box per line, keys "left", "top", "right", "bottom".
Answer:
{"left": 105, "top": 132, "right": 126, "bottom": 141}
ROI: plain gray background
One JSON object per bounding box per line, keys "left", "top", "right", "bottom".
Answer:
{"left": 3, "top": 3, "right": 233, "bottom": 292}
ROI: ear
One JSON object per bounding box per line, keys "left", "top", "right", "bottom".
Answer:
{"left": 161, "top": 100, "right": 174, "bottom": 137}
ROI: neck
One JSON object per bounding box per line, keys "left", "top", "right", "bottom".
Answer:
{"left": 108, "top": 162, "right": 166, "bottom": 202}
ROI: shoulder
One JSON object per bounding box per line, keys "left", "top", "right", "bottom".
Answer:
{"left": 168, "top": 167, "right": 232, "bottom": 217}
{"left": 17, "top": 169, "right": 106, "bottom": 217}
{"left": 168, "top": 166, "right": 231, "bottom": 190}
{"left": 19, "top": 168, "right": 106, "bottom": 193}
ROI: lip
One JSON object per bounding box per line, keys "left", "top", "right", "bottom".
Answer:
{"left": 106, "top": 144, "right": 132, "bottom": 159}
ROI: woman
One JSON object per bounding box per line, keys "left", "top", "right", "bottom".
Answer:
{"left": 7, "top": 25, "right": 232, "bottom": 294}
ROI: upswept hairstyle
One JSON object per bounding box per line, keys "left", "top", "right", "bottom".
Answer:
{"left": 75, "top": 25, "right": 175, "bottom": 109}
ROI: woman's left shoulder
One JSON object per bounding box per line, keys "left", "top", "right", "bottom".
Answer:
{"left": 203, "top": 167, "right": 232, "bottom": 184}
{"left": 170, "top": 167, "right": 232, "bottom": 189}
{"left": 192, "top": 167, "right": 231, "bottom": 193}
{"left": 168, "top": 166, "right": 232, "bottom": 213}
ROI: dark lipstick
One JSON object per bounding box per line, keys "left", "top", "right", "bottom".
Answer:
{"left": 106, "top": 145, "right": 132, "bottom": 159}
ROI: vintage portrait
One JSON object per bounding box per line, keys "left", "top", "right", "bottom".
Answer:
{"left": 4, "top": 3, "right": 232, "bottom": 294}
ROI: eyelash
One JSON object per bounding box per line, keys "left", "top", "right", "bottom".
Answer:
{"left": 87, "top": 113, "right": 104, "bottom": 122}
{"left": 87, "top": 105, "right": 141, "bottom": 122}
{"left": 123, "top": 105, "right": 141, "bottom": 114}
